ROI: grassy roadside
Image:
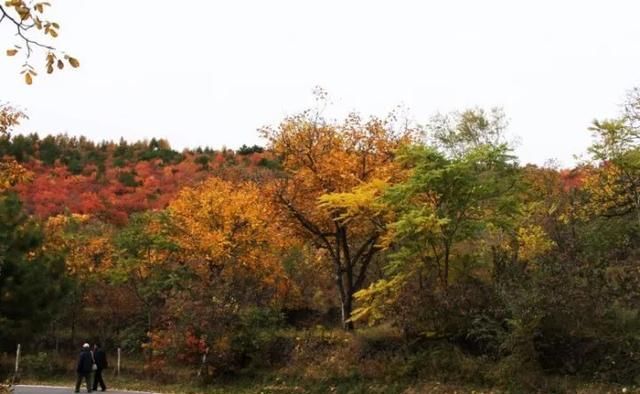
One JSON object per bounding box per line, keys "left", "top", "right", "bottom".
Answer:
{"left": 15, "top": 375, "right": 640, "bottom": 394}
{"left": 4, "top": 327, "right": 640, "bottom": 394}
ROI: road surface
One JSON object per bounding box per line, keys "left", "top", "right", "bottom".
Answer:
{"left": 13, "top": 385, "right": 156, "bottom": 394}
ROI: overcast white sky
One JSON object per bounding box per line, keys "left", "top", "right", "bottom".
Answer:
{"left": 2, "top": 0, "right": 640, "bottom": 166}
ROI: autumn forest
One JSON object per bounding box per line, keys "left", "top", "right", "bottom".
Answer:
{"left": 0, "top": 87, "right": 639, "bottom": 393}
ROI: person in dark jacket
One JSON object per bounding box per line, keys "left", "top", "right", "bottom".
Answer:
{"left": 75, "top": 343, "right": 93, "bottom": 393}
{"left": 92, "top": 343, "right": 108, "bottom": 392}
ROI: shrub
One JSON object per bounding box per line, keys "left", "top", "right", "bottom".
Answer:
{"left": 21, "top": 352, "right": 64, "bottom": 378}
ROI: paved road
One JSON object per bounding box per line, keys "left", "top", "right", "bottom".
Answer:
{"left": 13, "top": 385, "right": 156, "bottom": 394}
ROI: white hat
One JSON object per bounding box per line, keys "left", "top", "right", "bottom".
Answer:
{"left": 83, "top": 343, "right": 90, "bottom": 348}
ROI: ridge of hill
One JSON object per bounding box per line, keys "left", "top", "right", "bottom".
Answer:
{"left": 0, "top": 133, "right": 277, "bottom": 223}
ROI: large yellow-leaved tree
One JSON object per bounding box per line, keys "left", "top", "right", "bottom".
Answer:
{"left": 261, "top": 105, "right": 414, "bottom": 329}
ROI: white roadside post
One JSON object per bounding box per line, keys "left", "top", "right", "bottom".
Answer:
{"left": 14, "top": 344, "right": 21, "bottom": 375}
{"left": 117, "top": 347, "right": 121, "bottom": 376}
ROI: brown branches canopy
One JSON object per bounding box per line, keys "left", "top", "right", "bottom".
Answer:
{"left": 0, "top": 0, "right": 79, "bottom": 84}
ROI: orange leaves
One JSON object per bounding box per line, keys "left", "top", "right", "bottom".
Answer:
{"left": 263, "top": 112, "right": 411, "bottom": 197}
{"left": 262, "top": 111, "right": 413, "bottom": 243}
{"left": 146, "top": 327, "right": 209, "bottom": 367}
{"left": 168, "top": 177, "right": 289, "bottom": 290}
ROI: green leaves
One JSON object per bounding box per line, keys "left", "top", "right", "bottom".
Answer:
{"left": 0, "top": 193, "right": 71, "bottom": 350}
{"left": 426, "top": 107, "right": 510, "bottom": 158}
{"left": 349, "top": 140, "right": 523, "bottom": 326}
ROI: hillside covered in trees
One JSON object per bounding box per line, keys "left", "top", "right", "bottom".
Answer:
{"left": 0, "top": 132, "right": 274, "bottom": 223}
{"left": 2, "top": 89, "right": 640, "bottom": 392}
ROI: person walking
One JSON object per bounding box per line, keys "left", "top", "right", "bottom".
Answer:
{"left": 75, "top": 343, "right": 94, "bottom": 393}
{"left": 92, "top": 343, "right": 108, "bottom": 392}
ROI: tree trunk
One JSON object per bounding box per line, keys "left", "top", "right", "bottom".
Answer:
{"left": 70, "top": 300, "right": 77, "bottom": 347}
{"left": 443, "top": 243, "right": 450, "bottom": 289}
{"left": 335, "top": 256, "right": 355, "bottom": 330}
{"left": 341, "top": 294, "right": 354, "bottom": 330}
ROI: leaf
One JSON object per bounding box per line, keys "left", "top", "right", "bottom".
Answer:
{"left": 49, "top": 29, "right": 58, "bottom": 38}
{"left": 17, "top": 6, "right": 30, "bottom": 21}
{"left": 6, "top": 49, "right": 18, "bottom": 56}
{"left": 25, "top": 73, "right": 33, "bottom": 85}
{"left": 68, "top": 57, "right": 80, "bottom": 68}
{"left": 57, "top": 59, "right": 64, "bottom": 69}
{"left": 47, "top": 65, "right": 54, "bottom": 74}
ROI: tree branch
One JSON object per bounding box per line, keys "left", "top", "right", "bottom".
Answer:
{"left": 354, "top": 245, "right": 378, "bottom": 291}
{"left": 0, "top": 4, "right": 56, "bottom": 59}
{"left": 277, "top": 191, "right": 338, "bottom": 263}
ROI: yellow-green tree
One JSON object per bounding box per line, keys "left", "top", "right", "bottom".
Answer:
{"left": 583, "top": 90, "right": 640, "bottom": 227}
{"left": 352, "top": 142, "right": 522, "bottom": 329}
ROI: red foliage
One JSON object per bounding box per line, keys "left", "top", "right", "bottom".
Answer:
{"left": 15, "top": 157, "right": 204, "bottom": 224}
{"left": 15, "top": 151, "right": 277, "bottom": 225}
{"left": 559, "top": 168, "right": 585, "bottom": 192}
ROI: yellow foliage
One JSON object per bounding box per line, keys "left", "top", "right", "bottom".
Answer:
{"left": 0, "top": 158, "right": 31, "bottom": 191}
{"left": 517, "top": 225, "right": 555, "bottom": 262}
{"left": 0, "top": 106, "right": 31, "bottom": 190}
{"left": 168, "top": 177, "right": 291, "bottom": 298}
{"left": 351, "top": 275, "right": 407, "bottom": 325}
{"left": 43, "top": 214, "right": 113, "bottom": 275}
{"left": 318, "top": 178, "right": 390, "bottom": 223}
{"left": 580, "top": 163, "right": 636, "bottom": 220}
